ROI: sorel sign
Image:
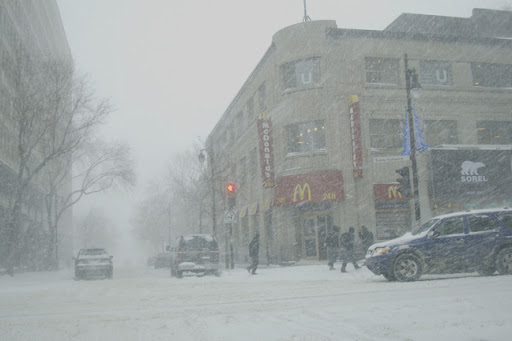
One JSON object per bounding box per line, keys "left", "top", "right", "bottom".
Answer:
{"left": 460, "top": 161, "right": 488, "bottom": 182}
{"left": 431, "top": 148, "right": 512, "bottom": 202}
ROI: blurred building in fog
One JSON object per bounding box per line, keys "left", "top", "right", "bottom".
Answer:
{"left": 206, "top": 8, "right": 512, "bottom": 264}
{"left": 0, "top": 0, "right": 72, "bottom": 268}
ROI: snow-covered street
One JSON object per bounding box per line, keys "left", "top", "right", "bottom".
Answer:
{"left": 1, "top": 263, "right": 511, "bottom": 341}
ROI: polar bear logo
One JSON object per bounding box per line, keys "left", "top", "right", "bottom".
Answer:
{"left": 461, "top": 161, "right": 485, "bottom": 175}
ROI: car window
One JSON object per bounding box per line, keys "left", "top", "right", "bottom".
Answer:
{"left": 434, "top": 217, "right": 464, "bottom": 236}
{"left": 497, "top": 212, "right": 512, "bottom": 229}
{"left": 81, "top": 249, "right": 107, "bottom": 256}
{"left": 178, "top": 236, "right": 218, "bottom": 251}
{"left": 412, "top": 218, "right": 440, "bottom": 235}
{"left": 467, "top": 214, "right": 498, "bottom": 233}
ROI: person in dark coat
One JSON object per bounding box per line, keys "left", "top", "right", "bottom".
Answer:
{"left": 340, "top": 227, "right": 360, "bottom": 273}
{"left": 247, "top": 232, "right": 260, "bottom": 274}
{"left": 325, "top": 226, "right": 340, "bottom": 270}
{"left": 358, "top": 225, "right": 374, "bottom": 255}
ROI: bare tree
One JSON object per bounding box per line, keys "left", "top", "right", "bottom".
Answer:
{"left": 42, "top": 138, "right": 135, "bottom": 269}
{"left": 1, "top": 47, "right": 112, "bottom": 273}
{"left": 74, "top": 208, "right": 119, "bottom": 252}
{"left": 131, "top": 183, "right": 173, "bottom": 254}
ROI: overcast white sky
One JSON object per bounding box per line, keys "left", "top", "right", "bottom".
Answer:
{"left": 56, "top": 0, "right": 510, "bottom": 235}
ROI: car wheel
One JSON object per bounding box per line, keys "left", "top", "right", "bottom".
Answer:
{"left": 170, "top": 267, "right": 176, "bottom": 277}
{"left": 107, "top": 269, "right": 113, "bottom": 279}
{"left": 496, "top": 247, "right": 512, "bottom": 275}
{"left": 177, "top": 270, "right": 183, "bottom": 278}
{"left": 382, "top": 271, "right": 396, "bottom": 281}
{"left": 392, "top": 253, "right": 423, "bottom": 282}
{"left": 213, "top": 270, "right": 221, "bottom": 277}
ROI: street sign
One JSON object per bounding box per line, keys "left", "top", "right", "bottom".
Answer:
{"left": 224, "top": 210, "right": 237, "bottom": 223}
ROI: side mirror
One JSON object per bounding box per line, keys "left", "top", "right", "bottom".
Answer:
{"left": 428, "top": 230, "right": 440, "bottom": 238}
{"left": 165, "top": 245, "right": 171, "bottom": 252}
{"left": 110, "top": 255, "right": 113, "bottom": 259}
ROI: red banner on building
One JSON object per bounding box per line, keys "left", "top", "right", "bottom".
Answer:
{"left": 349, "top": 96, "right": 363, "bottom": 178}
{"left": 374, "top": 184, "right": 410, "bottom": 201}
{"left": 274, "top": 170, "right": 345, "bottom": 206}
{"left": 257, "top": 113, "right": 275, "bottom": 188}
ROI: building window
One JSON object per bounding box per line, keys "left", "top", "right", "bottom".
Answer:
{"left": 258, "top": 83, "right": 266, "bottom": 111}
{"left": 424, "top": 120, "right": 458, "bottom": 146}
{"left": 420, "top": 61, "right": 452, "bottom": 86}
{"left": 247, "top": 97, "right": 254, "bottom": 122}
{"left": 249, "top": 148, "right": 257, "bottom": 178}
{"left": 365, "top": 57, "right": 400, "bottom": 85}
{"left": 477, "top": 121, "right": 512, "bottom": 144}
{"left": 239, "top": 156, "right": 247, "bottom": 186}
{"left": 236, "top": 110, "right": 244, "bottom": 134}
{"left": 286, "top": 120, "right": 326, "bottom": 154}
{"left": 471, "top": 63, "right": 512, "bottom": 88}
{"left": 282, "top": 57, "right": 321, "bottom": 91}
{"left": 369, "top": 119, "right": 402, "bottom": 149}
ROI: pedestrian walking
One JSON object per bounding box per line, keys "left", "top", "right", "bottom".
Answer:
{"left": 247, "top": 232, "right": 260, "bottom": 274}
{"left": 358, "top": 225, "right": 374, "bottom": 255}
{"left": 340, "top": 227, "right": 360, "bottom": 273}
{"left": 325, "top": 226, "right": 340, "bottom": 270}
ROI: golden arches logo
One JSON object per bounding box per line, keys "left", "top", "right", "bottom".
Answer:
{"left": 258, "top": 112, "right": 269, "bottom": 120}
{"left": 293, "top": 183, "right": 312, "bottom": 202}
{"left": 388, "top": 186, "right": 402, "bottom": 199}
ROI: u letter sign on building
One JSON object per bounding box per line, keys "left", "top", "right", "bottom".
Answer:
{"left": 274, "top": 170, "right": 345, "bottom": 206}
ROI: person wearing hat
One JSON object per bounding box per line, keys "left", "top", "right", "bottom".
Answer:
{"left": 340, "top": 227, "right": 360, "bottom": 273}
{"left": 325, "top": 226, "right": 340, "bottom": 270}
{"left": 247, "top": 232, "right": 260, "bottom": 274}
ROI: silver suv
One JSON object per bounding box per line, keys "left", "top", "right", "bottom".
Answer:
{"left": 170, "top": 234, "right": 221, "bottom": 278}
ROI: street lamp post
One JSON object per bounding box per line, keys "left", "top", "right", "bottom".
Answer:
{"left": 198, "top": 145, "right": 217, "bottom": 236}
{"left": 404, "top": 53, "right": 421, "bottom": 222}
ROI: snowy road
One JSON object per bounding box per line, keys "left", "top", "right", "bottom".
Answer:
{"left": 1, "top": 263, "right": 511, "bottom": 341}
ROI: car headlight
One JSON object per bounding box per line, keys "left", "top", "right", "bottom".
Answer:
{"left": 374, "top": 247, "right": 390, "bottom": 255}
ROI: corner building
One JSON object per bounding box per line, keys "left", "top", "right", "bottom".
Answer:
{"left": 207, "top": 9, "right": 512, "bottom": 264}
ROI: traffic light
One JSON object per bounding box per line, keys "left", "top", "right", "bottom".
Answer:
{"left": 395, "top": 167, "right": 411, "bottom": 197}
{"left": 226, "top": 183, "right": 236, "bottom": 209}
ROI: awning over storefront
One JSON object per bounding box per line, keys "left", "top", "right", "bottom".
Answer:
{"left": 261, "top": 198, "right": 273, "bottom": 212}
{"left": 374, "top": 184, "right": 410, "bottom": 201}
{"left": 239, "top": 206, "right": 248, "bottom": 218}
{"left": 274, "top": 170, "right": 344, "bottom": 206}
{"left": 249, "top": 202, "right": 259, "bottom": 215}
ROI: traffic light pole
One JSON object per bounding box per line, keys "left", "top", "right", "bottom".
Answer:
{"left": 405, "top": 53, "right": 421, "bottom": 222}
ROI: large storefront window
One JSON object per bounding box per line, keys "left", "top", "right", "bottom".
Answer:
{"left": 365, "top": 57, "right": 400, "bottom": 85}
{"left": 282, "top": 57, "right": 321, "bottom": 91}
{"left": 477, "top": 121, "right": 512, "bottom": 144}
{"left": 424, "top": 120, "right": 458, "bottom": 146}
{"left": 286, "top": 120, "right": 326, "bottom": 154}
{"left": 369, "top": 119, "right": 402, "bottom": 149}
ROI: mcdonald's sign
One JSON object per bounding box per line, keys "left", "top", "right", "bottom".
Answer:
{"left": 374, "top": 184, "right": 410, "bottom": 201}
{"left": 257, "top": 113, "right": 275, "bottom": 188}
{"left": 274, "top": 170, "right": 344, "bottom": 206}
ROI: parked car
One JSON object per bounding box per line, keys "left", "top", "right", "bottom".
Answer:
{"left": 170, "top": 234, "right": 221, "bottom": 278}
{"left": 73, "top": 248, "right": 113, "bottom": 280}
{"left": 365, "top": 208, "right": 512, "bottom": 282}
{"left": 153, "top": 252, "right": 172, "bottom": 268}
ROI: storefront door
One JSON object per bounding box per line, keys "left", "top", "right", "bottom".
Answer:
{"left": 301, "top": 214, "right": 331, "bottom": 260}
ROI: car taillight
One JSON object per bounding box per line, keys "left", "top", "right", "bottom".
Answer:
{"left": 77, "top": 259, "right": 87, "bottom": 264}
{"left": 215, "top": 252, "right": 219, "bottom": 259}
{"left": 177, "top": 253, "right": 182, "bottom": 260}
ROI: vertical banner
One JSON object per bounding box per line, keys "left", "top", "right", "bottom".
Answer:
{"left": 349, "top": 95, "right": 363, "bottom": 178}
{"left": 257, "top": 112, "right": 275, "bottom": 188}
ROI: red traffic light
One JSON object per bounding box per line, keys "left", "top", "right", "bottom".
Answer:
{"left": 227, "top": 183, "right": 235, "bottom": 193}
